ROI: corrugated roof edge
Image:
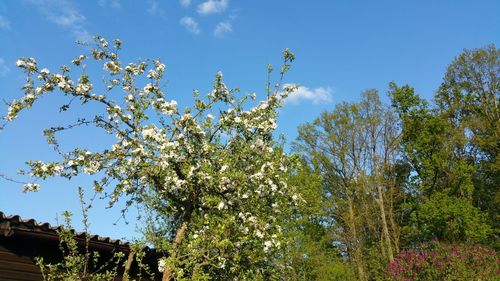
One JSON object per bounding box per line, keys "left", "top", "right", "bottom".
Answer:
{"left": 0, "top": 211, "right": 135, "bottom": 251}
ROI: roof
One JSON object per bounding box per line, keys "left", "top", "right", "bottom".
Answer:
{"left": 0, "top": 211, "right": 131, "bottom": 253}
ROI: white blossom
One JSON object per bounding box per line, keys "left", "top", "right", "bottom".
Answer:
{"left": 23, "top": 183, "right": 40, "bottom": 192}
{"left": 263, "top": 240, "right": 272, "bottom": 252}
{"left": 104, "top": 61, "right": 121, "bottom": 74}
{"left": 143, "top": 83, "right": 154, "bottom": 93}
{"left": 217, "top": 201, "right": 225, "bottom": 210}
{"left": 16, "top": 59, "right": 26, "bottom": 67}
{"left": 158, "top": 258, "right": 167, "bottom": 272}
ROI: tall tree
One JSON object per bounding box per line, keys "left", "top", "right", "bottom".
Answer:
{"left": 360, "top": 90, "right": 399, "bottom": 262}
{"left": 295, "top": 101, "right": 368, "bottom": 280}
{"left": 435, "top": 45, "right": 499, "bottom": 236}
{"left": 390, "top": 81, "right": 492, "bottom": 245}
{"left": 294, "top": 90, "right": 402, "bottom": 280}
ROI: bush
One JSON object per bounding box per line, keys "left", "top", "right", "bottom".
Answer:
{"left": 387, "top": 241, "right": 499, "bottom": 280}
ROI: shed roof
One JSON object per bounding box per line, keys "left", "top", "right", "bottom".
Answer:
{"left": 0, "top": 211, "right": 132, "bottom": 253}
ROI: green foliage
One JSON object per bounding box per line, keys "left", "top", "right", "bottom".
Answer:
{"left": 436, "top": 44, "right": 500, "bottom": 240}
{"left": 283, "top": 162, "right": 356, "bottom": 281}
{"left": 390, "top": 45, "right": 499, "bottom": 248}
{"left": 294, "top": 91, "right": 403, "bottom": 280}
{"left": 285, "top": 236, "right": 356, "bottom": 281}
{"left": 34, "top": 189, "right": 154, "bottom": 281}
{"left": 390, "top": 83, "right": 475, "bottom": 198}
{"left": 403, "top": 193, "right": 491, "bottom": 244}
{"left": 35, "top": 211, "right": 126, "bottom": 281}
{"left": 436, "top": 44, "right": 499, "bottom": 162}
{"left": 365, "top": 244, "right": 389, "bottom": 281}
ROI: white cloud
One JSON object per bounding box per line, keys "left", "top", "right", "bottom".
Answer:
{"left": 179, "top": 17, "right": 200, "bottom": 34}
{"left": 0, "top": 15, "right": 10, "bottom": 30}
{"left": 49, "top": 10, "right": 85, "bottom": 27}
{"left": 213, "top": 20, "right": 232, "bottom": 38}
{"left": 147, "top": 0, "right": 166, "bottom": 16}
{"left": 0, "top": 58, "right": 10, "bottom": 77}
{"left": 28, "top": 0, "right": 91, "bottom": 42}
{"left": 98, "top": 0, "right": 121, "bottom": 9}
{"left": 180, "top": 0, "right": 191, "bottom": 7}
{"left": 197, "top": 0, "right": 229, "bottom": 15}
{"left": 71, "top": 27, "right": 92, "bottom": 42}
{"left": 284, "top": 84, "right": 333, "bottom": 104}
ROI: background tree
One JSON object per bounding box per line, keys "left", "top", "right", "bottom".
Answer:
{"left": 389, "top": 44, "right": 498, "bottom": 245}
{"left": 359, "top": 90, "right": 401, "bottom": 262}
{"left": 283, "top": 160, "right": 355, "bottom": 281}
{"left": 389, "top": 83, "right": 474, "bottom": 198}
{"left": 294, "top": 90, "right": 403, "bottom": 280}
{"left": 295, "top": 100, "right": 368, "bottom": 280}
{"left": 435, "top": 45, "right": 499, "bottom": 243}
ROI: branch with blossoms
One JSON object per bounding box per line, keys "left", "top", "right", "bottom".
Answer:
{"left": 2, "top": 36, "right": 302, "bottom": 280}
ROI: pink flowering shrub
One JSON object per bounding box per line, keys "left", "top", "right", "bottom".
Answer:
{"left": 387, "top": 241, "right": 499, "bottom": 280}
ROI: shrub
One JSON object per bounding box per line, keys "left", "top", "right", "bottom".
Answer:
{"left": 387, "top": 240, "right": 499, "bottom": 280}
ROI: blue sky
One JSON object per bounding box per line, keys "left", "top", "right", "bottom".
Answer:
{"left": 0, "top": 0, "right": 499, "bottom": 240}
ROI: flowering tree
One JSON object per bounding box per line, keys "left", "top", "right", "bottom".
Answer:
{"left": 3, "top": 37, "right": 301, "bottom": 280}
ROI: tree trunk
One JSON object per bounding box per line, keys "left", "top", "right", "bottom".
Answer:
{"left": 371, "top": 130, "right": 395, "bottom": 263}
{"left": 387, "top": 185, "right": 400, "bottom": 253}
{"left": 122, "top": 251, "right": 134, "bottom": 281}
{"left": 376, "top": 184, "right": 394, "bottom": 262}
{"left": 346, "top": 194, "right": 367, "bottom": 281}
{"left": 162, "top": 221, "right": 188, "bottom": 281}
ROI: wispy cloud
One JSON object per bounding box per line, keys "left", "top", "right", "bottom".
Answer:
{"left": 213, "top": 20, "right": 232, "bottom": 38}
{"left": 147, "top": 0, "right": 166, "bottom": 16}
{"left": 0, "top": 58, "right": 10, "bottom": 77}
{"left": 27, "top": 0, "right": 91, "bottom": 42}
{"left": 180, "top": 0, "right": 191, "bottom": 8}
{"left": 284, "top": 84, "right": 333, "bottom": 104}
{"left": 180, "top": 17, "right": 200, "bottom": 34}
{"left": 71, "top": 28, "right": 92, "bottom": 42}
{"left": 98, "top": 0, "right": 121, "bottom": 9}
{"left": 0, "top": 15, "right": 10, "bottom": 30}
{"left": 197, "top": 0, "right": 229, "bottom": 15}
